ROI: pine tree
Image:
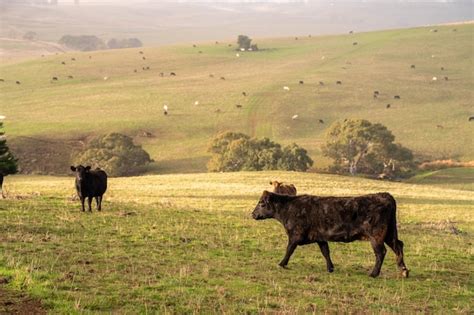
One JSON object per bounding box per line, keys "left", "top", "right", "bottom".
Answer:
{"left": 0, "top": 122, "right": 18, "bottom": 175}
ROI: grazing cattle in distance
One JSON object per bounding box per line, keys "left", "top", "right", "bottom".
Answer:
{"left": 441, "top": 67, "right": 445, "bottom": 71}
{"left": 61, "top": 61, "right": 66, "bottom": 65}
{"left": 146, "top": 66, "right": 150, "bottom": 70}
{"left": 386, "top": 104, "right": 391, "bottom": 109}
{"left": 139, "top": 51, "right": 144, "bottom": 54}
{"left": 349, "top": 30, "right": 353, "bottom": 34}
{"left": 193, "top": 44, "right": 197, "bottom": 48}
{"left": 235, "top": 104, "right": 242, "bottom": 108}
{"left": 142, "top": 56, "right": 146, "bottom": 60}
{"left": 394, "top": 95, "right": 401, "bottom": 99}
{"left": 220, "top": 77, "right": 226, "bottom": 80}
{"left": 71, "top": 57, "right": 76, "bottom": 61}
{"left": 134, "top": 69, "right": 138, "bottom": 73}
{"left": 159, "top": 72, "right": 164, "bottom": 77}
{"left": 68, "top": 75, "right": 74, "bottom": 79}
{"left": 319, "top": 81, "right": 324, "bottom": 86}
{"left": 295, "top": 37, "right": 298, "bottom": 40}
{"left": 469, "top": 116, "right": 474, "bottom": 122}
{"left": 242, "top": 92, "right": 247, "bottom": 96}
{"left": 336, "top": 81, "right": 342, "bottom": 85}
{"left": 209, "top": 74, "right": 214, "bottom": 78}
{"left": 270, "top": 181, "right": 297, "bottom": 196}
{"left": 252, "top": 191, "right": 409, "bottom": 278}
{"left": 199, "top": 51, "right": 203, "bottom": 54}
{"left": 70, "top": 165, "right": 107, "bottom": 212}
{"left": 319, "top": 119, "right": 324, "bottom": 124}
{"left": 292, "top": 114, "right": 298, "bottom": 120}
{"left": 16, "top": 81, "right": 21, "bottom": 85}
{"left": 444, "top": 76, "right": 449, "bottom": 81}
{"left": 373, "top": 94, "right": 378, "bottom": 99}
{"left": 89, "top": 56, "right": 92, "bottom": 59}
{"left": 215, "top": 109, "right": 221, "bottom": 113}
{"left": 0, "top": 79, "right": 4, "bottom": 82}
{"left": 170, "top": 72, "right": 176, "bottom": 76}
{"left": 299, "top": 80, "right": 304, "bottom": 85}
{"left": 228, "top": 44, "right": 232, "bottom": 47}
{"left": 436, "top": 125, "right": 444, "bottom": 129}
{"left": 163, "top": 105, "right": 168, "bottom": 115}
{"left": 52, "top": 77, "right": 58, "bottom": 81}
{"left": 353, "top": 42, "right": 358, "bottom": 45}
{"left": 411, "top": 64, "right": 416, "bottom": 69}
{"left": 283, "top": 86, "right": 290, "bottom": 91}
{"left": 374, "top": 91, "right": 379, "bottom": 95}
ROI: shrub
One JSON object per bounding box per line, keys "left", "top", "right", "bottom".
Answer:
{"left": 73, "top": 133, "right": 152, "bottom": 177}
{"left": 59, "top": 35, "right": 106, "bottom": 51}
{"left": 0, "top": 122, "right": 18, "bottom": 175}
{"left": 207, "top": 131, "right": 313, "bottom": 172}
{"left": 107, "top": 38, "right": 143, "bottom": 49}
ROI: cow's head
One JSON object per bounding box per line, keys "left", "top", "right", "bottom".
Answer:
{"left": 270, "top": 181, "right": 281, "bottom": 189}
{"left": 252, "top": 191, "right": 276, "bottom": 220}
{"left": 70, "top": 165, "right": 91, "bottom": 181}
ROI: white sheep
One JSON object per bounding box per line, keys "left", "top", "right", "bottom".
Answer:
{"left": 432, "top": 76, "right": 438, "bottom": 81}
{"left": 236, "top": 53, "right": 240, "bottom": 57}
{"left": 0, "top": 115, "right": 5, "bottom": 120}
{"left": 283, "top": 86, "right": 290, "bottom": 91}
{"left": 103, "top": 76, "right": 108, "bottom": 81}
{"left": 292, "top": 114, "right": 298, "bottom": 120}
{"left": 194, "top": 101, "right": 199, "bottom": 106}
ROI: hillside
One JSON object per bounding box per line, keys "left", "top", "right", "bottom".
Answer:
{"left": 1, "top": 171, "right": 473, "bottom": 312}
{"left": 0, "top": 24, "right": 473, "bottom": 174}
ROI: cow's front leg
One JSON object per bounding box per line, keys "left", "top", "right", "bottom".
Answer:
{"left": 87, "top": 197, "right": 93, "bottom": 212}
{"left": 317, "top": 241, "right": 334, "bottom": 273}
{"left": 279, "top": 239, "right": 298, "bottom": 268}
{"left": 80, "top": 197, "right": 85, "bottom": 212}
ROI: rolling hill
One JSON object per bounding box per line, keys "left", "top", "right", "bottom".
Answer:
{"left": 0, "top": 23, "right": 472, "bottom": 174}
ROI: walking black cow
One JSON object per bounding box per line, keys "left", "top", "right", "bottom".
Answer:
{"left": 70, "top": 165, "right": 107, "bottom": 212}
{"left": 252, "top": 191, "right": 408, "bottom": 278}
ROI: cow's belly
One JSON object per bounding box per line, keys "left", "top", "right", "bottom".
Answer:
{"left": 307, "top": 224, "right": 368, "bottom": 243}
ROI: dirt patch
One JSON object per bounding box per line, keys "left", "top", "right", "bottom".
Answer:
{"left": 9, "top": 136, "right": 85, "bottom": 175}
{"left": 0, "top": 285, "right": 46, "bottom": 315}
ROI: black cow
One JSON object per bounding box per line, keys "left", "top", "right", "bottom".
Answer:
{"left": 70, "top": 165, "right": 107, "bottom": 212}
{"left": 0, "top": 173, "right": 4, "bottom": 198}
{"left": 252, "top": 191, "right": 409, "bottom": 278}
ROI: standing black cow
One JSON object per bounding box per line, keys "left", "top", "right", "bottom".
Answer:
{"left": 0, "top": 173, "right": 4, "bottom": 198}
{"left": 252, "top": 191, "right": 408, "bottom": 278}
{"left": 70, "top": 165, "right": 107, "bottom": 212}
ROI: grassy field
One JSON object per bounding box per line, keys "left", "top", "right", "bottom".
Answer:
{"left": 408, "top": 167, "right": 474, "bottom": 191}
{"left": 0, "top": 24, "right": 473, "bottom": 174}
{"left": 1, "top": 171, "right": 473, "bottom": 313}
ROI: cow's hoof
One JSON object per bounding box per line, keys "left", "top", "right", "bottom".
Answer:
{"left": 401, "top": 269, "right": 409, "bottom": 278}
{"left": 279, "top": 264, "right": 288, "bottom": 269}
{"left": 327, "top": 267, "right": 334, "bottom": 273}
{"left": 369, "top": 272, "right": 379, "bottom": 278}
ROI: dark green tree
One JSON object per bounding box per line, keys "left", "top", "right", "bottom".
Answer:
{"left": 0, "top": 122, "right": 18, "bottom": 175}
{"left": 73, "top": 133, "right": 152, "bottom": 177}
{"left": 237, "top": 35, "right": 252, "bottom": 50}
{"left": 207, "top": 131, "right": 313, "bottom": 172}
{"left": 278, "top": 143, "right": 314, "bottom": 172}
{"left": 322, "top": 119, "right": 414, "bottom": 177}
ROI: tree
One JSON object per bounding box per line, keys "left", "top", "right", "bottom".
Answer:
{"left": 322, "top": 119, "right": 415, "bottom": 177}
{"left": 207, "top": 131, "right": 313, "bottom": 172}
{"left": 0, "top": 122, "right": 18, "bottom": 176}
{"left": 59, "top": 35, "right": 107, "bottom": 51}
{"left": 73, "top": 133, "right": 152, "bottom": 177}
{"left": 237, "top": 35, "right": 252, "bottom": 50}
{"left": 278, "top": 143, "right": 314, "bottom": 172}
{"left": 23, "top": 31, "right": 37, "bottom": 41}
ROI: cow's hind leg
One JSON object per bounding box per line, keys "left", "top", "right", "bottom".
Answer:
{"left": 279, "top": 239, "right": 298, "bottom": 268}
{"left": 385, "top": 238, "right": 409, "bottom": 278}
{"left": 317, "top": 241, "right": 334, "bottom": 272}
{"left": 369, "top": 238, "right": 386, "bottom": 278}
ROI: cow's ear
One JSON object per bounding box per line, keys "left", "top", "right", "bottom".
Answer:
{"left": 85, "top": 166, "right": 91, "bottom": 171}
{"left": 262, "top": 190, "right": 271, "bottom": 201}
{"left": 70, "top": 166, "right": 76, "bottom": 172}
